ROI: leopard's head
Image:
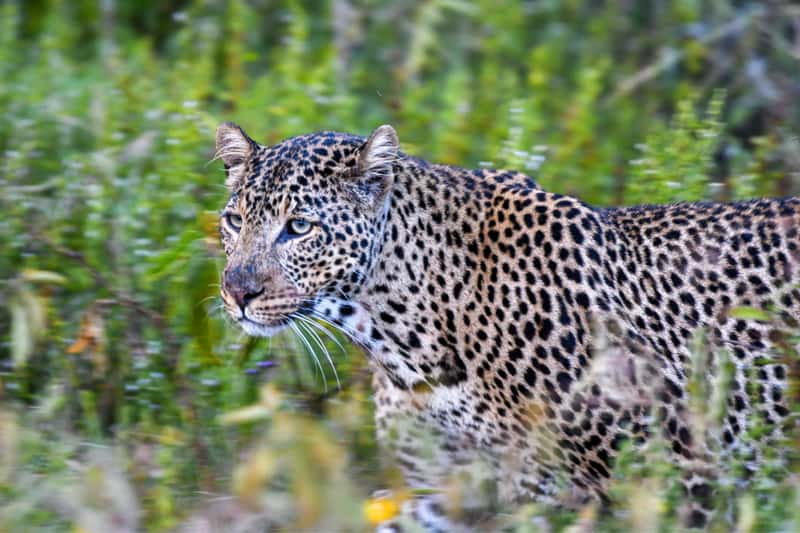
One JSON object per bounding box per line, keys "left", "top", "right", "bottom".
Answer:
{"left": 215, "top": 123, "right": 399, "bottom": 336}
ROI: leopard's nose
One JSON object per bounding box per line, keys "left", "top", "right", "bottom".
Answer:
{"left": 223, "top": 266, "right": 266, "bottom": 310}
{"left": 228, "top": 287, "right": 264, "bottom": 310}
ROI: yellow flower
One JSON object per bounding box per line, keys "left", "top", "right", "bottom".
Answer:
{"left": 363, "top": 494, "right": 402, "bottom": 525}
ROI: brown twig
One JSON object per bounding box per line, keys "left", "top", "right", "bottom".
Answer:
{"left": 36, "top": 233, "right": 183, "bottom": 361}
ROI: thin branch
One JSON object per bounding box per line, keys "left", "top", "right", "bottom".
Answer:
{"left": 608, "top": 6, "right": 766, "bottom": 102}
{"left": 35, "top": 233, "right": 182, "bottom": 359}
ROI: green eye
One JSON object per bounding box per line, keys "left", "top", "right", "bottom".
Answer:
{"left": 226, "top": 213, "right": 243, "bottom": 231}
{"left": 287, "top": 218, "right": 313, "bottom": 236}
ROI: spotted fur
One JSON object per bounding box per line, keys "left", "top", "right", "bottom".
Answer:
{"left": 216, "top": 124, "right": 799, "bottom": 529}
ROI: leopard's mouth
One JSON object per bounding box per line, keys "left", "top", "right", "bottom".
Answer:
{"left": 237, "top": 315, "right": 291, "bottom": 337}
{"left": 220, "top": 287, "right": 306, "bottom": 337}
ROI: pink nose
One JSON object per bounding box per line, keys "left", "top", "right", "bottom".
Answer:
{"left": 223, "top": 264, "right": 266, "bottom": 310}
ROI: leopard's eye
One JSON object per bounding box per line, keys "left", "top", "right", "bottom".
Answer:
{"left": 287, "top": 218, "right": 313, "bottom": 236}
{"left": 226, "top": 213, "right": 243, "bottom": 231}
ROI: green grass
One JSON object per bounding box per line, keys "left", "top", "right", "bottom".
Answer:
{"left": 1, "top": 1, "right": 799, "bottom": 531}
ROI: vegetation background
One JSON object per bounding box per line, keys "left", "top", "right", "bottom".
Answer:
{"left": 1, "top": 0, "right": 799, "bottom": 531}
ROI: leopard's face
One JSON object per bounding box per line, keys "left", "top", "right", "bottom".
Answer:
{"left": 216, "top": 123, "right": 398, "bottom": 336}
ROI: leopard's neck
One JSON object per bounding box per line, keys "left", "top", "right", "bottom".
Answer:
{"left": 354, "top": 159, "right": 529, "bottom": 387}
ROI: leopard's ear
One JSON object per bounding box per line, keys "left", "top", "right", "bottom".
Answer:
{"left": 215, "top": 122, "right": 257, "bottom": 188}
{"left": 349, "top": 124, "right": 399, "bottom": 209}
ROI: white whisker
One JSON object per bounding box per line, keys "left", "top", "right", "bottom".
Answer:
{"left": 206, "top": 303, "right": 226, "bottom": 319}
{"left": 305, "top": 309, "right": 371, "bottom": 351}
{"left": 290, "top": 321, "right": 328, "bottom": 392}
{"left": 198, "top": 294, "right": 220, "bottom": 306}
{"left": 294, "top": 313, "right": 347, "bottom": 356}
{"left": 295, "top": 317, "right": 341, "bottom": 390}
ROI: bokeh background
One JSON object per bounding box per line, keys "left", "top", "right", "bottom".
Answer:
{"left": 1, "top": 1, "right": 799, "bottom": 531}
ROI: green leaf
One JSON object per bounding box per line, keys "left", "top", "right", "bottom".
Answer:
{"left": 21, "top": 269, "right": 67, "bottom": 285}
{"left": 10, "top": 299, "right": 32, "bottom": 368}
{"left": 143, "top": 230, "right": 201, "bottom": 284}
{"left": 729, "top": 306, "right": 770, "bottom": 321}
{"left": 9, "top": 285, "right": 46, "bottom": 368}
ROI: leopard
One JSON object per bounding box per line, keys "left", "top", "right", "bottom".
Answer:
{"left": 214, "top": 122, "right": 799, "bottom": 531}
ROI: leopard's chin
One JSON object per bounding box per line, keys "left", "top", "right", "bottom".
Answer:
{"left": 237, "top": 317, "right": 290, "bottom": 337}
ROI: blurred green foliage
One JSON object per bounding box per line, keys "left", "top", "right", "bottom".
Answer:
{"left": 1, "top": 0, "right": 799, "bottom": 530}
